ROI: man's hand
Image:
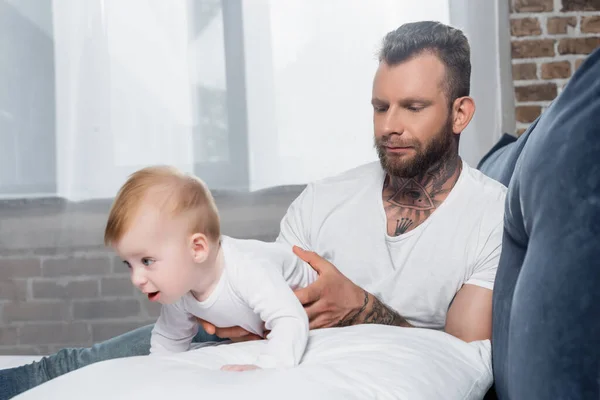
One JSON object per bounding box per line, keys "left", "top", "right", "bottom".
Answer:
{"left": 293, "top": 246, "right": 413, "bottom": 329}
{"left": 292, "top": 246, "right": 368, "bottom": 329}
{"left": 198, "top": 318, "right": 263, "bottom": 342}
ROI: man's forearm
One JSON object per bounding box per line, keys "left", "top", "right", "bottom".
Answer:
{"left": 337, "top": 290, "right": 412, "bottom": 328}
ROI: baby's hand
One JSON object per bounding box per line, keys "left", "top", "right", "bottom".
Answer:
{"left": 221, "top": 364, "right": 261, "bottom": 372}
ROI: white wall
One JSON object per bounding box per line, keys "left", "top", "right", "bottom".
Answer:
{"left": 242, "top": 0, "right": 450, "bottom": 191}
{"left": 449, "top": 0, "right": 515, "bottom": 166}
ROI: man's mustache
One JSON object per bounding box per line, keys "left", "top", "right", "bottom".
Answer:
{"left": 376, "top": 136, "right": 418, "bottom": 148}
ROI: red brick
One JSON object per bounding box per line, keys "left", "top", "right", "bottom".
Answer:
{"left": 558, "top": 37, "right": 600, "bottom": 55}
{"left": 516, "top": 106, "right": 543, "bottom": 123}
{"left": 512, "top": 63, "right": 538, "bottom": 80}
{"left": 511, "top": 18, "right": 542, "bottom": 37}
{"left": 581, "top": 16, "right": 600, "bottom": 33}
{"left": 575, "top": 58, "right": 586, "bottom": 69}
{"left": 561, "top": 0, "right": 600, "bottom": 11}
{"left": 514, "top": 0, "right": 554, "bottom": 12}
{"left": 547, "top": 17, "right": 577, "bottom": 35}
{"left": 515, "top": 83, "right": 558, "bottom": 101}
{"left": 541, "top": 61, "right": 572, "bottom": 79}
{"left": 512, "top": 40, "right": 555, "bottom": 58}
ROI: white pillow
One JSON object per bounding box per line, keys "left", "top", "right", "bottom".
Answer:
{"left": 16, "top": 325, "right": 492, "bottom": 400}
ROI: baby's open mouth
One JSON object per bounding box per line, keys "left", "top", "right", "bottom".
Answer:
{"left": 147, "top": 291, "right": 160, "bottom": 301}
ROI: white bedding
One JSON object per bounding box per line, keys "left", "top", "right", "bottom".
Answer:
{"left": 15, "top": 325, "right": 492, "bottom": 400}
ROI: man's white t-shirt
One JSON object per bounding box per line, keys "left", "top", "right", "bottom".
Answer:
{"left": 277, "top": 161, "right": 506, "bottom": 330}
{"left": 150, "top": 237, "right": 317, "bottom": 369}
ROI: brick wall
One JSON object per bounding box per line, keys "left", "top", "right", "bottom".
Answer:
{"left": 0, "top": 252, "right": 157, "bottom": 355}
{"left": 0, "top": 188, "right": 302, "bottom": 355}
{"left": 510, "top": 0, "right": 600, "bottom": 134}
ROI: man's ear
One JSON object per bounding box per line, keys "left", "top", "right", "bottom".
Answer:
{"left": 190, "top": 233, "right": 210, "bottom": 263}
{"left": 451, "top": 96, "right": 475, "bottom": 135}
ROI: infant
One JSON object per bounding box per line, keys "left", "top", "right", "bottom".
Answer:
{"left": 104, "top": 166, "right": 317, "bottom": 371}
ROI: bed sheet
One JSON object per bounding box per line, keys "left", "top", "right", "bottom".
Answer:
{"left": 15, "top": 325, "right": 493, "bottom": 400}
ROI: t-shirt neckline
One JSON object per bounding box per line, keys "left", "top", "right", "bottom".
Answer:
{"left": 377, "top": 160, "right": 467, "bottom": 242}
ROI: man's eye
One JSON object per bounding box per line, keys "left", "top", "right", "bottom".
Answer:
{"left": 142, "top": 258, "right": 154, "bottom": 266}
{"left": 373, "top": 106, "right": 388, "bottom": 113}
{"left": 407, "top": 106, "right": 423, "bottom": 112}
{"left": 123, "top": 261, "right": 131, "bottom": 269}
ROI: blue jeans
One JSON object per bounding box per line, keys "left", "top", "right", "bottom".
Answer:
{"left": 0, "top": 324, "right": 223, "bottom": 399}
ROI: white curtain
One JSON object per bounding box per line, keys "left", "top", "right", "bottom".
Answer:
{"left": 5, "top": 0, "right": 512, "bottom": 201}
{"left": 53, "top": 0, "right": 197, "bottom": 201}
{"left": 50, "top": 0, "right": 454, "bottom": 200}
{"left": 240, "top": 0, "right": 450, "bottom": 190}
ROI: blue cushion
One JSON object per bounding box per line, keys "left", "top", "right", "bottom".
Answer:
{"left": 480, "top": 48, "right": 600, "bottom": 399}
{"left": 477, "top": 132, "right": 518, "bottom": 182}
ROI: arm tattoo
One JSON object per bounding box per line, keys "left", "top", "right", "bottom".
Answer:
{"left": 335, "top": 290, "right": 369, "bottom": 327}
{"left": 336, "top": 290, "right": 411, "bottom": 328}
{"left": 361, "top": 295, "right": 409, "bottom": 327}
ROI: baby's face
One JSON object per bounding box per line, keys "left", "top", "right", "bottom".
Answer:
{"left": 114, "top": 205, "right": 199, "bottom": 305}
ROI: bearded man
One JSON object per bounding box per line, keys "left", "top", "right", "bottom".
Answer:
{"left": 0, "top": 21, "right": 506, "bottom": 400}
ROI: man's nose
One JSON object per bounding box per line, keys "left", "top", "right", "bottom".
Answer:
{"left": 130, "top": 266, "right": 147, "bottom": 288}
{"left": 381, "top": 107, "right": 405, "bottom": 136}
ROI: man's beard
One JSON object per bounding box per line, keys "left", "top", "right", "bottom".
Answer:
{"left": 374, "top": 117, "right": 455, "bottom": 179}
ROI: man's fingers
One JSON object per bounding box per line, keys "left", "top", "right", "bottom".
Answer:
{"left": 293, "top": 246, "right": 339, "bottom": 275}
{"left": 293, "top": 246, "right": 327, "bottom": 274}
{"left": 197, "top": 318, "right": 216, "bottom": 335}
{"left": 229, "top": 333, "right": 263, "bottom": 343}
{"left": 304, "top": 301, "right": 322, "bottom": 322}
{"left": 309, "top": 314, "right": 330, "bottom": 330}
{"left": 213, "top": 325, "right": 253, "bottom": 339}
{"left": 292, "top": 245, "right": 315, "bottom": 262}
{"left": 294, "top": 283, "right": 320, "bottom": 305}
{"left": 196, "top": 319, "right": 260, "bottom": 341}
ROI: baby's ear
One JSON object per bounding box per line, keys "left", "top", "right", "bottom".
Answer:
{"left": 190, "top": 233, "right": 209, "bottom": 263}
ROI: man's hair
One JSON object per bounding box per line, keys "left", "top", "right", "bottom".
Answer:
{"left": 104, "top": 166, "right": 220, "bottom": 246}
{"left": 378, "top": 21, "right": 471, "bottom": 104}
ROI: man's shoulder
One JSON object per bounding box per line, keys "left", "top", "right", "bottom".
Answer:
{"left": 462, "top": 162, "right": 507, "bottom": 205}
{"left": 456, "top": 163, "right": 507, "bottom": 230}
{"left": 309, "top": 161, "right": 382, "bottom": 191}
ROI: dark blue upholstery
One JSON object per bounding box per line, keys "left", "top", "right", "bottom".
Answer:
{"left": 477, "top": 133, "right": 518, "bottom": 180}
{"left": 478, "top": 48, "right": 600, "bottom": 399}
